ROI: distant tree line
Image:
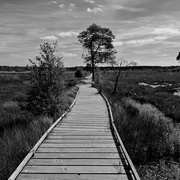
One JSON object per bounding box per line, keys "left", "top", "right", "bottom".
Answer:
{"left": 0, "top": 66, "right": 31, "bottom": 72}
{"left": 84, "top": 66, "right": 180, "bottom": 72}
{"left": 1, "top": 65, "right": 180, "bottom": 73}
{"left": 0, "top": 65, "right": 90, "bottom": 72}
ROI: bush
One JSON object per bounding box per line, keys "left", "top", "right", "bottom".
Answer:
{"left": 74, "top": 68, "right": 83, "bottom": 78}
{"left": 25, "top": 42, "right": 64, "bottom": 117}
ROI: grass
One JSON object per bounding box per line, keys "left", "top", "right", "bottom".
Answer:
{"left": 0, "top": 72, "right": 79, "bottom": 180}
{"left": 99, "top": 69, "right": 180, "bottom": 122}
{"left": 95, "top": 69, "right": 180, "bottom": 179}
{"left": 0, "top": 116, "right": 53, "bottom": 179}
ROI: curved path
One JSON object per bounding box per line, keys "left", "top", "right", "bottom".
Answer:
{"left": 12, "top": 81, "right": 135, "bottom": 180}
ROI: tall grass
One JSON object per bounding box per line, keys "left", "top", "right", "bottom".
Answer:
{"left": 0, "top": 73, "right": 79, "bottom": 180}
{"left": 95, "top": 69, "right": 180, "bottom": 179}
{"left": 111, "top": 98, "right": 180, "bottom": 179}
{"left": 0, "top": 116, "right": 52, "bottom": 180}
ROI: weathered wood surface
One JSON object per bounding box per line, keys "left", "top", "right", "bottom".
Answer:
{"left": 14, "top": 83, "right": 132, "bottom": 180}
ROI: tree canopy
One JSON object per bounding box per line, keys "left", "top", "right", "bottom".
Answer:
{"left": 78, "top": 23, "right": 116, "bottom": 80}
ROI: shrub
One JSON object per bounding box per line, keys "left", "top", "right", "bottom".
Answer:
{"left": 74, "top": 68, "right": 83, "bottom": 78}
{"left": 25, "top": 42, "right": 64, "bottom": 117}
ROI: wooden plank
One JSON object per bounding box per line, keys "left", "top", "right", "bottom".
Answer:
{"left": 43, "top": 139, "right": 114, "bottom": 144}
{"left": 61, "top": 121, "right": 108, "bottom": 123}
{"left": 61, "top": 120, "right": 108, "bottom": 122}
{"left": 21, "top": 165, "right": 126, "bottom": 174}
{"left": 37, "top": 147, "right": 118, "bottom": 153}
{"left": 58, "top": 123, "right": 109, "bottom": 126}
{"left": 66, "top": 111, "right": 107, "bottom": 113}
{"left": 50, "top": 133, "right": 112, "bottom": 136}
{"left": 53, "top": 128, "right": 109, "bottom": 131}
{"left": 57, "top": 122, "right": 108, "bottom": 124}
{"left": 55, "top": 126, "right": 109, "bottom": 129}
{"left": 33, "top": 152, "right": 119, "bottom": 159}
{"left": 47, "top": 135, "right": 113, "bottom": 140}
{"left": 56, "top": 123, "right": 109, "bottom": 128}
{"left": 58, "top": 123, "right": 108, "bottom": 126}
{"left": 40, "top": 143, "right": 116, "bottom": 148}
{"left": 50, "top": 132, "right": 112, "bottom": 136}
{"left": 65, "top": 116, "right": 108, "bottom": 119}
{"left": 53, "top": 127, "right": 110, "bottom": 130}
{"left": 63, "top": 116, "right": 108, "bottom": 118}
{"left": 62, "top": 120, "right": 109, "bottom": 123}
{"left": 27, "top": 158, "right": 122, "bottom": 166}
{"left": 63, "top": 116, "right": 107, "bottom": 118}
{"left": 67, "top": 114, "right": 108, "bottom": 117}
{"left": 69, "top": 112, "right": 107, "bottom": 114}
{"left": 53, "top": 128, "right": 111, "bottom": 132}
{"left": 55, "top": 126, "right": 110, "bottom": 129}
{"left": 17, "top": 174, "right": 129, "bottom": 180}
{"left": 69, "top": 109, "right": 107, "bottom": 111}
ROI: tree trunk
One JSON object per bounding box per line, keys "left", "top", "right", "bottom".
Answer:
{"left": 112, "top": 70, "right": 121, "bottom": 95}
{"left": 91, "top": 56, "right": 95, "bottom": 81}
{"left": 112, "top": 76, "right": 118, "bottom": 95}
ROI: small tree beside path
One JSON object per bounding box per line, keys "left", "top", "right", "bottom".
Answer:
{"left": 109, "top": 58, "right": 137, "bottom": 95}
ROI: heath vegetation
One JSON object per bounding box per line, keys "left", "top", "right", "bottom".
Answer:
{"left": 95, "top": 67, "right": 180, "bottom": 179}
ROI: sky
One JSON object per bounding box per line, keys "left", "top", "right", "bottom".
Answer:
{"left": 1, "top": 0, "right": 180, "bottom": 67}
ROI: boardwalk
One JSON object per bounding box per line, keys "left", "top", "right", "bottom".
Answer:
{"left": 9, "top": 80, "right": 140, "bottom": 180}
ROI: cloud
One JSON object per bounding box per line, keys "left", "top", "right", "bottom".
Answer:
{"left": 27, "top": 29, "right": 45, "bottom": 36}
{"left": 125, "top": 35, "right": 168, "bottom": 46}
{"left": 154, "top": 36, "right": 167, "bottom": 40}
{"left": 87, "top": 7, "right": 103, "bottom": 14}
{"left": 85, "top": 0, "right": 96, "bottom": 4}
{"left": 48, "top": 1, "right": 57, "bottom": 4}
{"left": 126, "top": 39, "right": 155, "bottom": 45}
{"left": 68, "top": 3, "right": 76, "bottom": 11}
{"left": 69, "top": 3, "right": 75, "bottom": 8}
{"left": 113, "top": 41, "right": 124, "bottom": 46}
{"left": 59, "top": 4, "right": 64, "bottom": 8}
{"left": 152, "top": 27, "right": 180, "bottom": 35}
{"left": 0, "top": 42, "right": 8, "bottom": 51}
{"left": 57, "top": 31, "right": 78, "bottom": 37}
{"left": 113, "top": 5, "right": 147, "bottom": 12}
{"left": 40, "top": 36, "right": 58, "bottom": 40}
{"left": 61, "top": 52, "right": 77, "bottom": 57}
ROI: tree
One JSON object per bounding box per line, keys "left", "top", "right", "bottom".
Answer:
{"left": 78, "top": 23, "right": 116, "bottom": 81}
{"left": 176, "top": 52, "right": 180, "bottom": 60}
{"left": 25, "top": 42, "right": 64, "bottom": 117}
{"left": 109, "top": 58, "right": 137, "bottom": 95}
{"left": 74, "top": 67, "right": 83, "bottom": 78}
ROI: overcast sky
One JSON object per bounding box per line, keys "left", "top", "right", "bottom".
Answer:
{"left": 1, "top": 0, "right": 180, "bottom": 66}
